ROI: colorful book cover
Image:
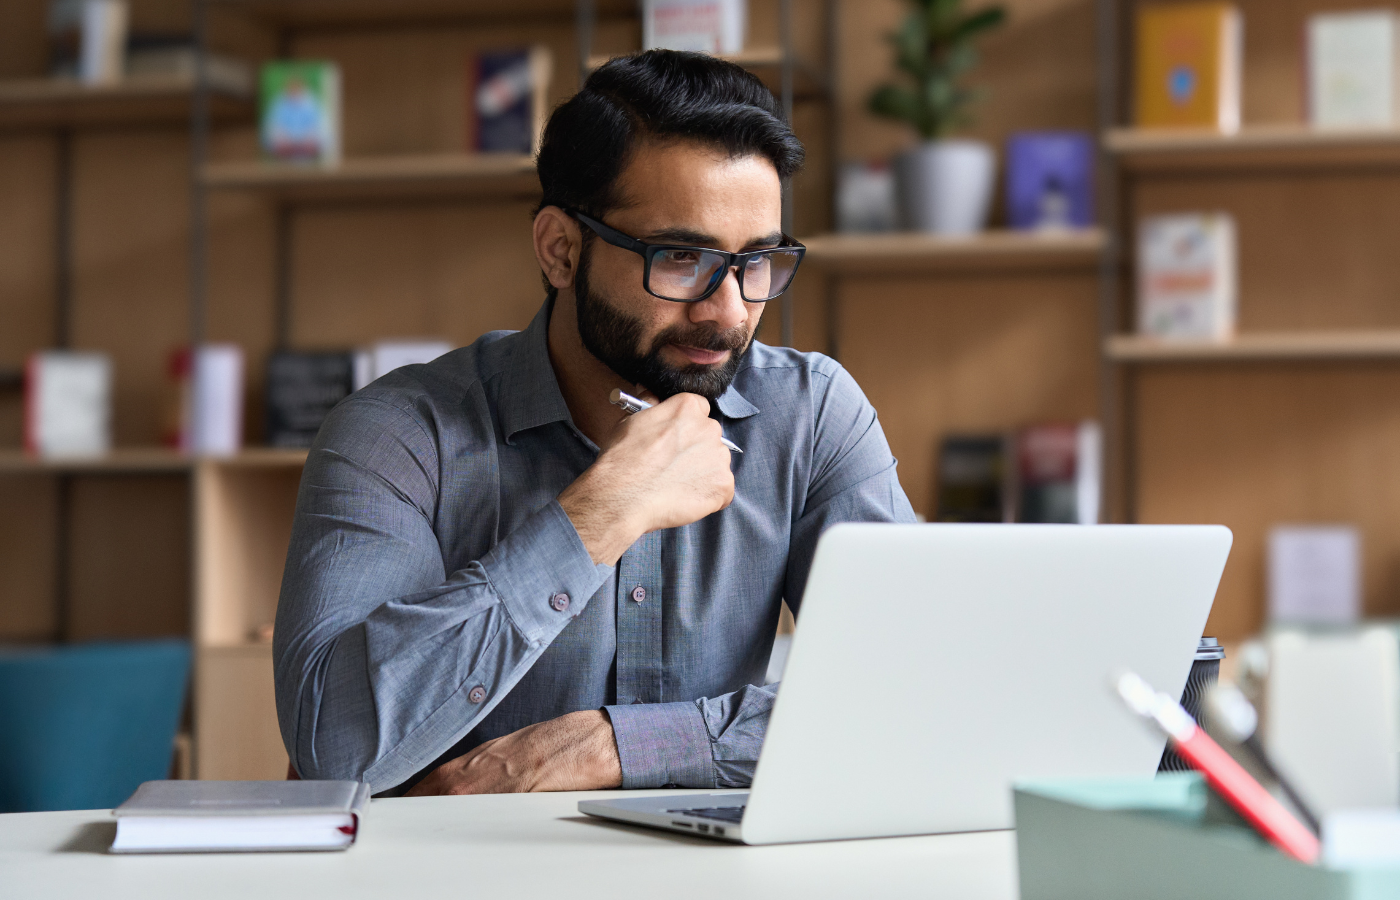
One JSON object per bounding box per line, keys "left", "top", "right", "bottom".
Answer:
{"left": 469, "top": 46, "right": 552, "bottom": 155}
{"left": 260, "top": 60, "right": 341, "bottom": 164}
{"left": 1308, "top": 10, "right": 1400, "bottom": 128}
{"left": 1015, "top": 421, "right": 1100, "bottom": 525}
{"left": 642, "top": 0, "right": 746, "bottom": 55}
{"left": 1005, "top": 131, "right": 1095, "bottom": 231}
{"left": 1134, "top": 3, "right": 1241, "bottom": 131}
{"left": 1136, "top": 212, "right": 1237, "bottom": 341}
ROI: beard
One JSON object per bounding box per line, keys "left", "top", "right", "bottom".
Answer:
{"left": 573, "top": 242, "right": 755, "bottom": 400}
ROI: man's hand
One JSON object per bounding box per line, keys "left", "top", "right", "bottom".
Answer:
{"left": 559, "top": 391, "right": 735, "bottom": 565}
{"left": 404, "top": 710, "right": 622, "bottom": 796}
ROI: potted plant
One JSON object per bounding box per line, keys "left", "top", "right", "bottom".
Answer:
{"left": 869, "top": 0, "right": 1006, "bottom": 235}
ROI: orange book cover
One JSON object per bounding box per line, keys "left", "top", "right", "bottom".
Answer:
{"left": 1135, "top": 3, "right": 1242, "bottom": 131}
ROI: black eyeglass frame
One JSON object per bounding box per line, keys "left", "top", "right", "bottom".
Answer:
{"left": 567, "top": 209, "right": 806, "bottom": 303}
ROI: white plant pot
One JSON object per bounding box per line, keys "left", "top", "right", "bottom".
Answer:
{"left": 896, "top": 139, "right": 997, "bottom": 235}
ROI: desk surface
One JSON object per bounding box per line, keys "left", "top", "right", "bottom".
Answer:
{"left": 0, "top": 789, "right": 1019, "bottom": 899}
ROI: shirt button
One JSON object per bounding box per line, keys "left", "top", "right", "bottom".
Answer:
{"left": 468, "top": 685, "right": 486, "bottom": 704}
{"left": 550, "top": 592, "right": 570, "bottom": 612}
{"left": 631, "top": 586, "right": 647, "bottom": 603}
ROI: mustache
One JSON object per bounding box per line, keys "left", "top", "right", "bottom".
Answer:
{"left": 648, "top": 322, "right": 750, "bottom": 356}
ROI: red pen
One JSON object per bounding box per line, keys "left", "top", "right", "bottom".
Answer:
{"left": 1115, "top": 671, "right": 1320, "bottom": 864}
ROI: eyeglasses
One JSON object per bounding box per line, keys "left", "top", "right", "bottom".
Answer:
{"left": 568, "top": 209, "right": 806, "bottom": 303}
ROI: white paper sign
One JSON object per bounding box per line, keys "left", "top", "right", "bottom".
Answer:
{"left": 1268, "top": 525, "right": 1361, "bottom": 624}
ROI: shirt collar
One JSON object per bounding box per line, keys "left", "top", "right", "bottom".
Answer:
{"left": 498, "top": 299, "right": 762, "bottom": 442}
{"left": 499, "top": 300, "right": 574, "bottom": 444}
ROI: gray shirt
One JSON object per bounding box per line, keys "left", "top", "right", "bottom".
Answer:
{"left": 273, "top": 300, "right": 916, "bottom": 793}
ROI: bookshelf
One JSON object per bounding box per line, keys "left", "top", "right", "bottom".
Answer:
{"left": 1107, "top": 331, "right": 1400, "bottom": 363}
{"left": 1099, "top": 0, "right": 1400, "bottom": 640}
{"left": 0, "top": 74, "right": 251, "bottom": 130}
{"left": 800, "top": 228, "right": 1106, "bottom": 274}
{"left": 202, "top": 153, "right": 540, "bottom": 201}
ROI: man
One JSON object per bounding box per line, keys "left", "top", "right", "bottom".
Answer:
{"left": 274, "top": 50, "right": 916, "bottom": 796}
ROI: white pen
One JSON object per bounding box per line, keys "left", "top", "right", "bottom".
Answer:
{"left": 609, "top": 388, "right": 743, "bottom": 454}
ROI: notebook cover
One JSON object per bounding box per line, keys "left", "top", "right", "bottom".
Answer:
{"left": 114, "top": 780, "right": 369, "bottom": 818}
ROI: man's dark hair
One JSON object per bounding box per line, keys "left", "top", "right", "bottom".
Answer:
{"left": 536, "top": 49, "right": 805, "bottom": 240}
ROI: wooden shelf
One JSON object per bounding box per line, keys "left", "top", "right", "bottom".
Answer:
{"left": 201, "top": 153, "right": 539, "bottom": 202}
{"left": 0, "top": 447, "right": 308, "bottom": 474}
{"left": 799, "top": 228, "right": 1106, "bottom": 275}
{"left": 1104, "top": 125, "right": 1400, "bottom": 172}
{"left": 1107, "top": 331, "right": 1400, "bottom": 363}
{"left": 0, "top": 74, "right": 252, "bottom": 131}
{"left": 216, "top": 0, "right": 634, "bottom": 27}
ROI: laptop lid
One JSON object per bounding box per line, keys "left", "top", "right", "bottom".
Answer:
{"left": 740, "top": 523, "right": 1232, "bottom": 845}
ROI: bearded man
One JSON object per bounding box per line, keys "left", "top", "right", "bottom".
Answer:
{"left": 273, "top": 49, "right": 916, "bottom": 796}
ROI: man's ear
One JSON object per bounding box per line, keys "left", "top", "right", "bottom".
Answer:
{"left": 533, "top": 206, "right": 582, "bottom": 291}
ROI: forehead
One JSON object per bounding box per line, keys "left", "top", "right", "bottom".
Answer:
{"left": 610, "top": 140, "right": 782, "bottom": 231}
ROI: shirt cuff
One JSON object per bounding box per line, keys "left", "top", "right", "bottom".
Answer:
{"left": 478, "top": 499, "right": 612, "bottom": 644}
{"left": 605, "top": 700, "right": 716, "bottom": 789}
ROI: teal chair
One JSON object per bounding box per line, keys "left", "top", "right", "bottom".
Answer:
{"left": 0, "top": 639, "right": 191, "bottom": 812}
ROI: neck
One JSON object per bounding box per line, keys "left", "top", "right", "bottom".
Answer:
{"left": 547, "top": 288, "right": 635, "bottom": 447}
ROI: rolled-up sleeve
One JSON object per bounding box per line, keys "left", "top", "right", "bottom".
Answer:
{"left": 273, "top": 396, "right": 611, "bottom": 793}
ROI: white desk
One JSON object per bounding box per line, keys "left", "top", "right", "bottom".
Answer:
{"left": 0, "top": 790, "right": 1019, "bottom": 899}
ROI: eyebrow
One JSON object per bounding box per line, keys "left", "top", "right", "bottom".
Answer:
{"left": 642, "top": 227, "right": 786, "bottom": 250}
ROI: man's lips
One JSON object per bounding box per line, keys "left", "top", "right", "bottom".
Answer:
{"left": 670, "top": 344, "right": 730, "bottom": 366}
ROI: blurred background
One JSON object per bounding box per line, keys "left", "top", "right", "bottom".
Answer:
{"left": 3, "top": 0, "right": 1398, "bottom": 809}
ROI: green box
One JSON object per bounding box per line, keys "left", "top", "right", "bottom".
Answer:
{"left": 1014, "top": 774, "right": 1400, "bottom": 900}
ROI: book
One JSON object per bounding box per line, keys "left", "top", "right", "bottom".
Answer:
{"left": 1267, "top": 525, "right": 1361, "bottom": 624}
{"left": 642, "top": 0, "right": 746, "bottom": 55}
{"left": 24, "top": 350, "right": 112, "bottom": 458}
{"left": 1005, "top": 131, "right": 1095, "bottom": 231}
{"left": 352, "top": 340, "right": 453, "bottom": 391}
{"left": 1307, "top": 11, "right": 1400, "bottom": 129}
{"left": 836, "top": 160, "right": 898, "bottom": 233}
{"left": 469, "top": 46, "right": 553, "bottom": 155}
{"left": 48, "top": 0, "right": 129, "bottom": 84}
{"left": 163, "top": 344, "right": 245, "bottom": 456}
{"left": 1136, "top": 212, "right": 1237, "bottom": 340}
{"left": 260, "top": 60, "right": 341, "bottom": 165}
{"left": 125, "top": 34, "right": 254, "bottom": 95}
{"left": 265, "top": 351, "right": 355, "bottom": 448}
{"left": 111, "top": 780, "right": 369, "bottom": 853}
{"left": 934, "top": 434, "right": 1011, "bottom": 523}
{"left": 1014, "top": 421, "right": 1101, "bottom": 525}
{"left": 1134, "top": 3, "right": 1241, "bottom": 132}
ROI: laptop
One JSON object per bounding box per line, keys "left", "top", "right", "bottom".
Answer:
{"left": 579, "top": 522, "right": 1232, "bottom": 844}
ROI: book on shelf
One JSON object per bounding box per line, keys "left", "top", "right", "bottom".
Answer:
{"left": 1136, "top": 211, "right": 1237, "bottom": 341}
{"left": 643, "top": 0, "right": 746, "bottom": 55}
{"left": 934, "top": 434, "right": 1012, "bottom": 523}
{"left": 265, "top": 351, "right": 355, "bottom": 449}
{"left": 1134, "top": 2, "right": 1241, "bottom": 132}
{"left": 1268, "top": 525, "right": 1362, "bottom": 625}
{"left": 163, "top": 344, "right": 245, "bottom": 456}
{"left": 352, "top": 340, "right": 454, "bottom": 391}
{"left": 24, "top": 350, "right": 112, "bottom": 459}
{"left": 1307, "top": 10, "right": 1400, "bottom": 129}
{"left": 260, "top": 60, "right": 341, "bottom": 165}
{"left": 125, "top": 34, "right": 254, "bottom": 95}
{"left": 469, "top": 46, "right": 553, "bottom": 155}
{"left": 1014, "top": 421, "right": 1101, "bottom": 525}
{"left": 111, "top": 780, "right": 369, "bottom": 854}
{"left": 48, "top": 0, "right": 129, "bottom": 84}
{"left": 835, "top": 159, "right": 898, "bottom": 233}
{"left": 1004, "top": 131, "right": 1094, "bottom": 232}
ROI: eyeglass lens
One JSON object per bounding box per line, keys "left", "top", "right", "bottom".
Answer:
{"left": 648, "top": 248, "right": 802, "bottom": 302}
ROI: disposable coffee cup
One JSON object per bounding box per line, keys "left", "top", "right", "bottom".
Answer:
{"left": 1157, "top": 636, "right": 1225, "bottom": 773}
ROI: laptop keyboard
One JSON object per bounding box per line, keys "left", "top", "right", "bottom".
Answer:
{"left": 667, "top": 805, "right": 745, "bottom": 823}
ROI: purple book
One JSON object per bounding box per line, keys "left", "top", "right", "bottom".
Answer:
{"left": 1005, "top": 131, "right": 1095, "bottom": 230}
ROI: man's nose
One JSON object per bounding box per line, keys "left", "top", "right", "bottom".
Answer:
{"left": 689, "top": 267, "right": 749, "bottom": 333}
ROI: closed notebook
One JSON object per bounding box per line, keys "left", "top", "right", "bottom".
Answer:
{"left": 1135, "top": 2, "right": 1242, "bottom": 131}
{"left": 111, "top": 780, "right": 369, "bottom": 854}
